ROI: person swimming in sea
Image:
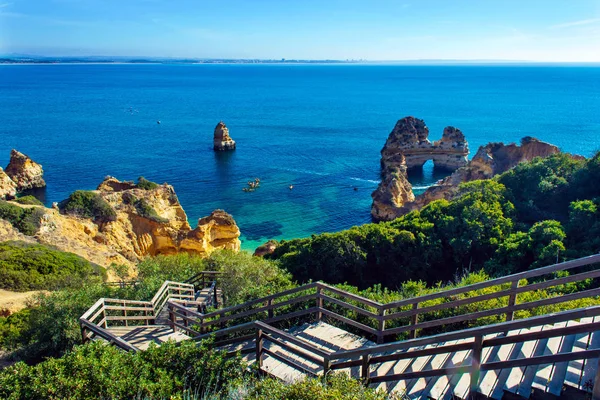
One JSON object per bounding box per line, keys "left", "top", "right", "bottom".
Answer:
{"left": 289, "top": 185, "right": 294, "bottom": 190}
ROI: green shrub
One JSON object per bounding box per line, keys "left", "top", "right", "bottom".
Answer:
{"left": 0, "top": 241, "right": 105, "bottom": 291}
{"left": 0, "top": 308, "right": 30, "bottom": 351}
{"left": 136, "top": 176, "right": 159, "bottom": 190}
{"left": 0, "top": 200, "right": 43, "bottom": 235}
{"left": 0, "top": 340, "right": 244, "bottom": 400}
{"left": 134, "top": 198, "right": 168, "bottom": 223}
{"left": 58, "top": 190, "right": 117, "bottom": 223}
{"left": 13, "top": 196, "right": 43, "bottom": 206}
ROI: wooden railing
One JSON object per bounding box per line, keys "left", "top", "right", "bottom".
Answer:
{"left": 327, "top": 304, "right": 600, "bottom": 393}
{"left": 186, "top": 271, "right": 223, "bottom": 291}
{"left": 167, "top": 253, "right": 600, "bottom": 350}
{"left": 80, "top": 280, "right": 197, "bottom": 350}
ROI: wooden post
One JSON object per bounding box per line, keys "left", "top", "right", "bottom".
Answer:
{"left": 377, "top": 307, "right": 386, "bottom": 344}
{"left": 505, "top": 280, "right": 519, "bottom": 322}
{"left": 267, "top": 298, "right": 274, "bottom": 319}
{"left": 169, "top": 305, "right": 177, "bottom": 332}
{"left": 361, "top": 354, "right": 371, "bottom": 383}
{"left": 219, "top": 311, "right": 225, "bottom": 329}
{"left": 213, "top": 281, "right": 218, "bottom": 306}
{"left": 183, "top": 309, "right": 189, "bottom": 328}
{"left": 410, "top": 302, "right": 419, "bottom": 339}
{"left": 323, "top": 357, "right": 331, "bottom": 376}
{"left": 316, "top": 287, "right": 323, "bottom": 321}
{"left": 80, "top": 325, "right": 88, "bottom": 344}
{"left": 256, "top": 329, "right": 263, "bottom": 372}
{"left": 470, "top": 335, "right": 483, "bottom": 397}
{"left": 123, "top": 301, "right": 128, "bottom": 327}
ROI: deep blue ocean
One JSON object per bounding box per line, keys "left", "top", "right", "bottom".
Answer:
{"left": 0, "top": 64, "right": 599, "bottom": 250}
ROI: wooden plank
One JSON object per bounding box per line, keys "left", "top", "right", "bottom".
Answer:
{"left": 263, "top": 334, "right": 325, "bottom": 365}
{"left": 476, "top": 329, "right": 524, "bottom": 399}
{"left": 320, "top": 308, "right": 379, "bottom": 336}
{"left": 565, "top": 317, "right": 593, "bottom": 389}
{"left": 580, "top": 315, "right": 600, "bottom": 392}
{"left": 490, "top": 324, "right": 544, "bottom": 399}
{"left": 546, "top": 320, "right": 579, "bottom": 396}
{"left": 255, "top": 321, "right": 330, "bottom": 358}
{"left": 318, "top": 282, "right": 383, "bottom": 309}
{"left": 382, "top": 254, "right": 600, "bottom": 311}
{"left": 406, "top": 340, "right": 461, "bottom": 398}
{"left": 201, "top": 282, "right": 318, "bottom": 319}
{"left": 528, "top": 321, "right": 568, "bottom": 396}
{"left": 320, "top": 294, "right": 380, "bottom": 319}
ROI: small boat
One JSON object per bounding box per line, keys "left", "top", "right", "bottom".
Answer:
{"left": 289, "top": 185, "right": 294, "bottom": 190}
{"left": 157, "top": 120, "right": 161, "bottom": 124}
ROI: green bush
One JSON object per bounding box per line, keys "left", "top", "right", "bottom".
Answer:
{"left": 136, "top": 176, "right": 159, "bottom": 190}
{"left": 0, "top": 340, "right": 244, "bottom": 400}
{"left": 0, "top": 200, "right": 44, "bottom": 235}
{"left": 134, "top": 198, "right": 168, "bottom": 223}
{"left": 58, "top": 190, "right": 117, "bottom": 223}
{"left": 13, "top": 196, "right": 43, "bottom": 206}
{"left": 0, "top": 308, "right": 30, "bottom": 351}
{"left": 0, "top": 241, "right": 105, "bottom": 291}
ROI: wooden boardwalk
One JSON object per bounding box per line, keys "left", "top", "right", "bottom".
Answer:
{"left": 217, "top": 319, "right": 600, "bottom": 399}
{"left": 80, "top": 257, "right": 600, "bottom": 399}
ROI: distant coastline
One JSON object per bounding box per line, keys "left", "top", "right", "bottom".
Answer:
{"left": 2, "top": 56, "right": 599, "bottom": 66}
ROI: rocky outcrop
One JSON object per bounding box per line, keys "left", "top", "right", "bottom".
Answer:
{"left": 97, "top": 176, "right": 137, "bottom": 192}
{"left": 4, "top": 150, "right": 46, "bottom": 192}
{"left": 89, "top": 178, "right": 241, "bottom": 259}
{"left": 254, "top": 240, "right": 278, "bottom": 257}
{"left": 213, "top": 121, "right": 236, "bottom": 151}
{"left": 405, "top": 137, "right": 561, "bottom": 212}
{"left": 0, "top": 177, "right": 240, "bottom": 269}
{"left": 372, "top": 117, "right": 469, "bottom": 221}
{"left": 372, "top": 134, "right": 562, "bottom": 221}
{"left": 0, "top": 168, "right": 17, "bottom": 199}
{"left": 381, "top": 117, "right": 469, "bottom": 171}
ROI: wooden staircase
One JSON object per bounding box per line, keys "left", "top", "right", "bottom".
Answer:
{"left": 80, "top": 255, "right": 600, "bottom": 399}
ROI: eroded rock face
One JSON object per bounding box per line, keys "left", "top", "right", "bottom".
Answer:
{"left": 254, "top": 240, "right": 278, "bottom": 257}
{"left": 381, "top": 117, "right": 469, "bottom": 171}
{"left": 4, "top": 150, "right": 46, "bottom": 192}
{"left": 0, "top": 168, "right": 17, "bottom": 199}
{"left": 404, "top": 137, "right": 561, "bottom": 212}
{"left": 97, "top": 176, "right": 137, "bottom": 192}
{"left": 372, "top": 117, "right": 468, "bottom": 220}
{"left": 1, "top": 177, "right": 241, "bottom": 269}
{"left": 213, "top": 121, "right": 236, "bottom": 151}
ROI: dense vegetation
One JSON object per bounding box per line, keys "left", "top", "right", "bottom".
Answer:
{"left": 2, "top": 153, "right": 600, "bottom": 399}
{"left": 0, "top": 241, "right": 105, "bottom": 291}
{"left": 0, "top": 200, "right": 44, "bottom": 235}
{"left": 136, "top": 176, "right": 160, "bottom": 190}
{"left": 58, "top": 190, "right": 117, "bottom": 223}
{"left": 13, "top": 196, "right": 44, "bottom": 206}
{"left": 268, "top": 153, "right": 600, "bottom": 289}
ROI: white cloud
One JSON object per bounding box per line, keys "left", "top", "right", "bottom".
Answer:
{"left": 550, "top": 18, "right": 600, "bottom": 29}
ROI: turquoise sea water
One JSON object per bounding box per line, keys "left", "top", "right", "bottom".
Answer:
{"left": 0, "top": 64, "right": 599, "bottom": 250}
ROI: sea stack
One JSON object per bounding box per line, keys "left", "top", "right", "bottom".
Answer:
{"left": 4, "top": 149, "right": 46, "bottom": 193}
{"left": 371, "top": 117, "right": 469, "bottom": 221}
{"left": 213, "top": 121, "right": 236, "bottom": 151}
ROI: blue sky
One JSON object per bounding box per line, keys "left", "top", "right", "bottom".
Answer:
{"left": 1, "top": 0, "right": 599, "bottom": 61}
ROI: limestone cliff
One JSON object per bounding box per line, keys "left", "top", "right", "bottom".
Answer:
{"left": 213, "top": 121, "right": 236, "bottom": 151}
{"left": 0, "top": 177, "right": 241, "bottom": 269}
{"left": 405, "top": 137, "right": 561, "bottom": 212}
{"left": 4, "top": 149, "right": 46, "bottom": 192}
{"left": 0, "top": 168, "right": 17, "bottom": 199}
{"left": 372, "top": 117, "right": 468, "bottom": 221}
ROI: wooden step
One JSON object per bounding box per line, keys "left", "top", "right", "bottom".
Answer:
{"left": 579, "top": 315, "right": 600, "bottom": 393}
{"left": 564, "top": 317, "right": 594, "bottom": 390}
{"left": 545, "top": 320, "right": 580, "bottom": 396}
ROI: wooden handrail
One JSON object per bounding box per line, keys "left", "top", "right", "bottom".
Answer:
{"left": 382, "top": 253, "right": 600, "bottom": 311}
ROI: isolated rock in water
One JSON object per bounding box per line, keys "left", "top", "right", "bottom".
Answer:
{"left": 4, "top": 150, "right": 46, "bottom": 192}
{"left": 254, "top": 240, "right": 279, "bottom": 257}
{"left": 213, "top": 121, "right": 236, "bottom": 151}
{"left": 0, "top": 168, "right": 17, "bottom": 199}
{"left": 372, "top": 117, "right": 468, "bottom": 221}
